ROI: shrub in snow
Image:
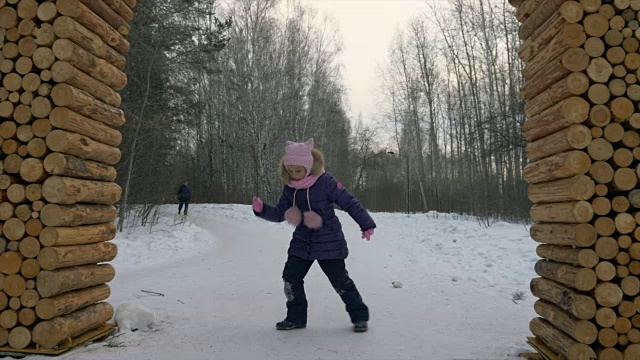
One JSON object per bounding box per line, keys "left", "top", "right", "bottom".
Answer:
{"left": 391, "top": 281, "right": 403, "bottom": 288}
{"left": 115, "top": 303, "right": 157, "bottom": 332}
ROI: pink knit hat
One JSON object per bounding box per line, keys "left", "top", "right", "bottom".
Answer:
{"left": 284, "top": 138, "right": 314, "bottom": 176}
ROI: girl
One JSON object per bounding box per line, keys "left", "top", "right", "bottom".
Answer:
{"left": 252, "top": 139, "right": 376, "bottom": 333}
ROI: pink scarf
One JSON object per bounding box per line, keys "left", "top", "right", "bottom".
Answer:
{"left": 285, "top": 172, "right": 325, "bottom": 229}
{"left": 288, "top": 172, "right": 324, "bottom": 189}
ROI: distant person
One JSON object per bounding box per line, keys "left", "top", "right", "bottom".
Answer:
{"left": 177, "top": 181, "right": 191, "bottom": 215}
{"left": 252, "top": 139, "right": 376, "bottom": 333}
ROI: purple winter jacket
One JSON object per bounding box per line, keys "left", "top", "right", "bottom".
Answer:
{"left": 255, "top": 172, "right": 376, "bottom": 260}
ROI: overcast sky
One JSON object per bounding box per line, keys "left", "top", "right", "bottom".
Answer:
{"left": 301, "top": 0, "right": 432, "bottom": 121}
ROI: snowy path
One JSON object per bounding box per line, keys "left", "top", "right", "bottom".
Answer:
{"left": 38, "top": 205, "right": 538, "bottom": 360}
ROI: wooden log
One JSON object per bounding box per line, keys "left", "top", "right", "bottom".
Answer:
{"left": 531, "top": 277, "right": 596, "bottom": 320}
{"left": 0, "top": 328, "right": 6, "bottom": 346}
{"left": 38, "top": 242, "right": 116, "bottom": 270}
{"left": 587, "top": 57, "right": 613, "bottom": 83}
{"left": 0, "top": 251, "right": 22, "bottom": 272}
{"left": 612, "top": 97, "right": 635, "bottom": 120}
{"left": 78, "top": 0, "right": 131, "bottom": 36}
{"left": 46, "top": 129, "right": 121, "bottom": 165}
{"left": 34, "top": 23, "right": 56, "bottom": 47}
{"left": 20, "top": 157, "right": 47, "bottom": 182}
{"left": 25, "top": 184, "right": 41, "bottom": 202}
{"left": 4, "top": 217, "right": 25, "bottom": 241}
{"left": 606, "top": 29, "right": 624, "bottom": 46}
{"left": 39, "top": 224, "right": 116, "bottom": 247}
{"left": 626, "top": 344, "right": 640, "bottom": 359}
{"left": 32, "top": 118, "right": 51, "bottom": 138}
{"left": 612, "top": 196, "right": 630, "bottom": 213}
{"left": 0, "top": 203, "right": 16, "bottom": 221}
{"left": 27, "top": 138, "right": 48, "bottom": 158}
{"left": 535, "top": 260, "right": 597, "bottom": 291}
{"left": 102, "top": 0, "right": 133, "bottom": 22}
{"left": 612, "top": 167, "right": 637, "bottom": 191}
{"left": 52, "top": 16, "right": 126, "bottom": 70}
{"left": 522, "top": 48, "right": 589, "bottom": 100}
{"left": 21, "top": 73, "right": 40, "bottom": 93}
{"left": 524, "top": 23, "right": 587, "bottom": 80}
{"left": 56, "top": 0, "right": 129, "bottom": 55}
{"left": 42, "top": 176, "right": 121, "bottom": 205}
{"left": 585, "top": 36, "right": 605, "bottom": 57}
{"left": 595, "top": 282, "right": 624, "bottom": 307}
{"left": 0, "top": 309, "right": 17, "bottom": 329}
{"left": 524, "top": 151, "right": 591, "bottom": 184}
{"left": 588, "top": 83, "right": 611, "bottom": 104}
{"left": 36, "top": 264, "right": 115, "bottom": 297}
{"left": 595, "top": 217, "right": 616, "bottom": 236}
{"left": 32, "top": 47, "right": 55, "bottom": 70}
{"left": 616, "top": 212, "right": 636, "bottom": 234}
{"left": 20, "top": 258, "right": 39, "bottom": 279}
{"left": 4, "top": 274, "right": 25, "bottom": 297}
{"left": 589, "top": 161, "right": 614, "bottom": 184}
{"left": 37, "top": 1, "right": 57, "bottom": 22}
{"left": 49, "top": 107, "right": 122, "bottom": 146}
{"left": 519, "top": 0, "right": 579, "bottom": 40}
{"left": 43, "top": 152, "right": 117, "bottom": 182}
{"left": 19, "top": 236, "right": 39, "bottom": 259}
{"left": 32, "top": 302, "right": 113, "bottom": 348}
{"left": 596, "top": 261, "right": 616, "bottom": 281}
{"left": 592, "top": 197, "right": 611, "bottom": 215}
{"left": 596, "top": 236, "right": 619, "bottom": 259}
{"left": 52, "top": 39, "right": 127, "bottom": 90}
{"left": 528, "top": 219, "right": 592, "bottom": 245}
{"left": 7, "top": 184, "right": 27, "bottom": 204}
{"left": 122, "top": 0, "right": 136, "bottom": 9}
{"left": 524, "top": 72, "right": 590, "bottom": 117}
{"left": 528, "top": 175, "right": 594, "bottom": 203}
{"left": 534, "top": 300, "right": 597, "bottom": 345}
{"left": 526, "top": 125, "right": 591, "bottom": 161}
{"left": 596, "top": 307, "right": 616, "bottom": 328}
{"left": 0, "top": 8, "right": 18, "bottom": 30}
{"left": 536, "top": 244, "right": 598, "bottom": 268}
{"left": 600, "top": 327, "right": 619, "bottom": 347}
{"left": 530, "top": 201, "right": 594, "bottom": 223}
{"left": 613, "top": 148, "right": 634, "bottom": 167}
{"left": 51, "top": 61, "right": 121, "bottom": 107}
{"left": 618, "top": 235, "right": 632, "bottom": 249}
{"left": 524, "top": 97, "right": 590, "bottom": 141}
{"left": 609, "top": 79, "right": 627, "bottom": 97}
{"left": 51, "top": 84, "right": 125, "bottom": 127}
{"left": 588, "top": 104, "right": 611, "bottom": 127}
{"left": 618, "top": 300, "right": 636, "bottom": 317}
{"left": 18, "top": 308, "right": 35, "bottom": 326}
{"left": 622, "top": 275, "right": 640, "bottom": 296}
{"left": 529, "top": 317, "right": 597, "bottom": 360}
{"left": 587, "top": 138, "right": 614, "bottom": 161}
{"left": 40, "top": 203, "right": 117, "bottom": 227}
{"left": 20, "top": 289, "right": 38, "bottom": 308}
{"left": 35, "top": 284, "right": 110, "bottom": 320}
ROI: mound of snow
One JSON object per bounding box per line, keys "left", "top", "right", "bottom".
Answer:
{"left": 115, "top": 303, "right": 157, "bottom": 332}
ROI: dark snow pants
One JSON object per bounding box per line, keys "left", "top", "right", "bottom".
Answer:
{"left": 178, "top": 201, "right": 189, "bottom": 215}
{"left": 282, "top": 255, "right": 369, "bottom": 325}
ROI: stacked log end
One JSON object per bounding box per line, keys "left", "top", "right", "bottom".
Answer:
{"left": 0, "top": 0, "right": 134, "bottom": 351}
{"left": 514, "top": 0, "right": 640, "bottom": 359}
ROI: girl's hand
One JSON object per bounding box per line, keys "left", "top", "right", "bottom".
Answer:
{"left": 361, "top": 228, "right": 374, "bottom": 241}
{"left": 252, "top": 196, "right": 264, "bottom": 213}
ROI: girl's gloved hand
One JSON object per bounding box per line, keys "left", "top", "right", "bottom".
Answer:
{"left": 361, "top": 228, "right": 374, "bottom": 241}
{"left": 252, "top": 196, "right": 264, "bottom": 213}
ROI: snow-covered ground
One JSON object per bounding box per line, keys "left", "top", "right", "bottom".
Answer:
{"left": 33, "top": 204, "right": 539, "bottom": 360}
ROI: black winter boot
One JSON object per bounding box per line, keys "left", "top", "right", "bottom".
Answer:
{"left": 353, "top": 321, "right": 368, "bottom": 333}
{"left": 276, "top": 320, "right": 306, "bottom": 330}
